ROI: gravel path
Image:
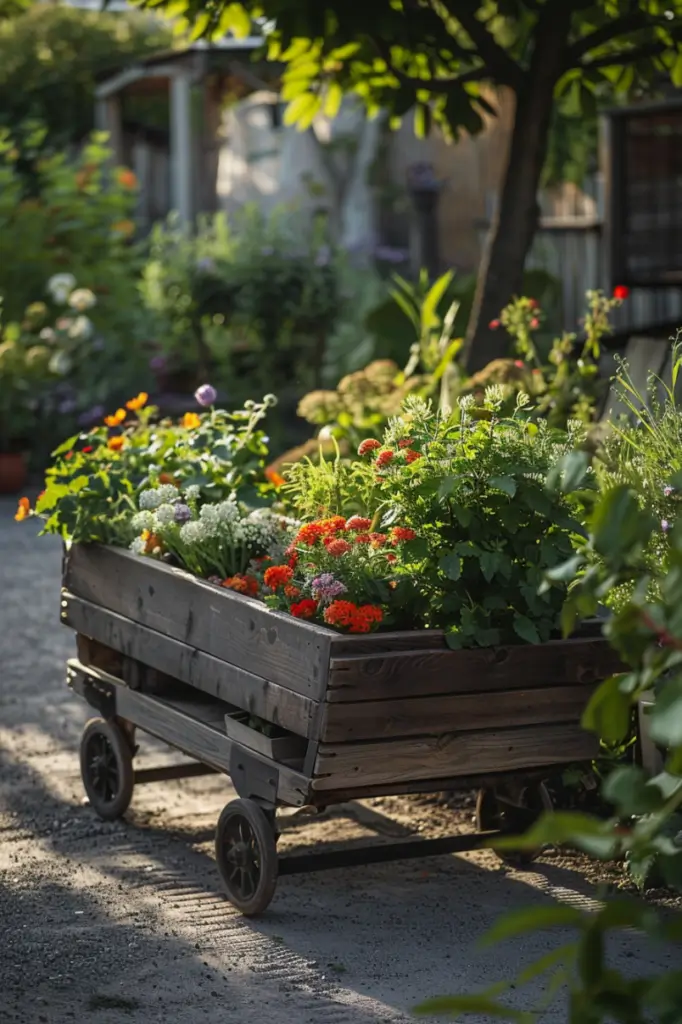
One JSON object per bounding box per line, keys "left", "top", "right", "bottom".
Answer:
{"left": 0, "top": 499, "right": 675, "bottom": 1024}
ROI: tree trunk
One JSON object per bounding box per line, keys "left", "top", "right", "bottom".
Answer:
{"left": 464, "top": 9, "right": 572, "bottom": 373}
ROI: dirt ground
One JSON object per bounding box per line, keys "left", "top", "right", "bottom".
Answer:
{"left": 1, "top": 499, "right": 677, "bottom": 1024}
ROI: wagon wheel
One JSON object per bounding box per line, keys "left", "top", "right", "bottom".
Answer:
{"left": 475, "top": 781, "right": 553, "bottom": 868}
{"left": 215, "top": 799, "right": 278, "bottom": 916}
{"left": 80, "top": 717, "right": 134, "bottom": 821}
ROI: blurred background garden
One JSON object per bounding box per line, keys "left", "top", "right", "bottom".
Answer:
{"left": 3, "top": 0, "right": 682, "bottom": 492}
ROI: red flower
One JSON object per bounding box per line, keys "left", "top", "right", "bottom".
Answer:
{"left": 296, "top": 522, "right": 325, "bottom": 546}
{"left": 264, "top": 565, "right": 294, "bottom": 590}
{"left": 82, "top": 445, "right": 94, "bottom": 454}
{"left": 528, "top": 298, "right": 539, "bottom": 310}
{"left": 514, "top": 360, "right": 524, "bottom": 369}
{"left": 530, "top": 318, "right": 539, "bottom": 329}
{"left": 404, "top": 449, "right": 422, "bottom": 464}
{"left": 354, "top": 533, "right": 372, "bottom": 544}
{"left": 397, "top": 439, "right": 414, "bottom": 449}
{"left": 375, "top": 450, "right": 394, "bottom": 468}
{"left": 358, "top": 438, "right": 381, "bottom": 457}
{"left": 284, "top": 584, "right": 301, "bottom": 599}
{"left": 290, "top": 598, "right": 318, "bottom": 619}
{"left": 390, "top": 526, "right": 416, "bottom": 544}
{"left": 369, "top": 532, "right": 388, "bottom": 548}
{"left": 386, "top": 552, "right": 397, "bottom": 563}
{"left": 489, "top": 319, "right": 501, "bottom": 330}
{"left": 326, "top": 538, "right": 352, "bottom": 557}
{"left": 613, "top": 285, "right": 630, "bottom": 300}
{"left": 346, "top": 516, "right": 372, "bottom": 532}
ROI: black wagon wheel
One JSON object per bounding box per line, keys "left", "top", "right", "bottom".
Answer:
{"left": 79, "top": 717, "right": 134, "bottom": 821}
{"left": 475, "top": 781, "right": 553, "bottom": 868}
{"left": 215, "top": 798, "right": 278, "bottom": 916}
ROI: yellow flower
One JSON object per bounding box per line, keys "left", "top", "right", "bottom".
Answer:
{"left": 14, "top": 496, "right": 30, "bottom": 522}
{"left": 126, "top": 392, "right": 148, "bottom": 411}
{"left": 181, "top": 411, "right": 201, "bottom": 429}
{"left": 107, "top": 436, "right": 125, "bottom": 451}
{"left": 104, "top": 408, "right": 126, "bottom": 427}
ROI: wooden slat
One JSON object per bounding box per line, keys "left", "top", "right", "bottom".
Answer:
{"left": 312, "top": 724, "right": 598, "bottom": 791}
{"left": 64, "top": 544, "right": 331, "bottom": 699}
{"left": 320, "top": 685, "right": 593, "bottom": 743}
{"left": 327, "top": 638, "right": 621, "bottom": 702}
{"left": 328, "top": 619, "right": 606, "bottom": 656}
{"left": 67, "top": 661, "right": 310, "bottom": 806}
{"left": 63, "top": 593, "right": 317, "bottom": 738}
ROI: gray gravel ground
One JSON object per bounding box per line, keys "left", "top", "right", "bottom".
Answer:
{"left": 0, "top": 498, "right": 677, "bottom": 1024}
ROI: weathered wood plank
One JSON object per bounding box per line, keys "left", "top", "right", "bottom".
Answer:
{"left": 64, "top": 544, "right": 331, "bottom": 699}
{"left": 63, "top": 593, "right": 317, "bottom": 738}
{"left": 320, "top": 685, "right": 593, "bottom": 743}
{"left": 328, "top": 618, "right": 606, "bottom": 656}
{"left": 312, "top": 723, "right": 598, "bottom": 790}
{"left": 327, "top": 639, "right": 622, "bottom": 702}
{"left": 67, "top": 660, "right": 310, "bottom": 806}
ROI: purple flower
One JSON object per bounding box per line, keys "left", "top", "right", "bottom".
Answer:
{"left": 174, "top": 503, "right": 192, "bottom": 524}
{"left": 58, "top": 398, "right": 77, "bottom": 415}
{"left": 78, "top": 404, "right": 104, "bottom": 426}
{"left": 311, "top": 573, "right": 347, "bottom": 603}
{"left": 149, "top": 354, "right": 167, "bottom": 373}
{"left": 664, "top": 486, "right": 674, "bottom": 497}
{"left": 195, "top": 383, "right": 217, "bottom": 407}
{"left": 662, "top": 519, "right": 670, "bottom": 532}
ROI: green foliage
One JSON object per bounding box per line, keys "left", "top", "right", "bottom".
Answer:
{"left": 141, "top": 207, "right": 346, "bottom": 403}
{"left": 427, "top": 448, "right": 682, "bottom": 1020}
{"left": 136, "top": 0, "right": 682, "bottom": 148}
{"left": 0, "top": 300, "right": 60, "bottom": 450}
{"left": 0, "top": 4, "right": 170, "bottom": 148}
{"left": 31, "top": 394, "right": 280, "bottom": 543}
{"left": 282, "top": 392, "right": 588, "bottom": 643}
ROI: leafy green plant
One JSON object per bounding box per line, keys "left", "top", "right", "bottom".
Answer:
{"left": 417, "top": 456, "right": 682, "bottom": 1022}
{"left": 282, "top": 392, "right": 588, "bottom": 645}
{"left": 0, "top": 300, "right": 57, "bottom": 451}
{"left": 23, "top": 391, "right": 280, "bottom": 542}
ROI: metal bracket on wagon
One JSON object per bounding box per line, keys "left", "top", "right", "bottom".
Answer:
{"left": 67, "top": 665, "right": 116, "bottom": 719}
{"left": 229, "top": 747, "right": 279, "bottom": 806}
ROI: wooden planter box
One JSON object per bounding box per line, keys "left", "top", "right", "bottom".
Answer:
{"left": 62, "top": 544, "right": 623, "bottom": 803}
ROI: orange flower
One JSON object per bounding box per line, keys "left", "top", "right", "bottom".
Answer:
{"left": 368, "top": 532, "right": 388, "bottom": 548}
{"left": 112, "top": 219, "right": 135, "bottom": 237}
{"left": 284, "top": 584, "right": 301, "bottom": 599}
{"left": 295, "top": 517, "right": 345, "bottom": 545}
{"left": 117, "top": 169, "right": 137, "bottom": 190}
{"left": 222, "top": 574, "right": 259, "bottom": 597}
{"left": 264, "top": 565, "right": 294, "bottom": 590}
{"left": 14, "top": 497, "right": 30, "bottom": 522}
{"left": 104, "top": 408, "right": 126, "bottom": 427}
{"left": 141, "top": 529, "right": 163, "bottom": 554}
{"left": 265, "top": 467, "right": 286, "bottom": 488}
{"left": 325, "top": 538, "right": 352, "bottom": 557}
{"left": 159, "top": 473, "right": 177, "bottom": 485}
{"left": 126, "top": 392, "right": 148, "bottom": 411}
{"left": 290, "top": 598, "right": 318, "bottom": 619}
{"left": 323, "top": 600, "right": 383, "bottom": 633}
{"left": 107, "top": 436, "right": 125, "bottom": 451}
{"left": 181, "top": 411, "right": 201, "bottom": 429}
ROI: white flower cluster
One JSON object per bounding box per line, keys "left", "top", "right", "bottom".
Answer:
{"left": 139, "top": 485, "right": 180, "bottom": 510}
{"left": 199, "top": 501, "right": 240, "bottom": 530}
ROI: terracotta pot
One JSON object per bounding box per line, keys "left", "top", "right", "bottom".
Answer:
{"left": 0, "top": 451, "right": 28, "bottom": 494}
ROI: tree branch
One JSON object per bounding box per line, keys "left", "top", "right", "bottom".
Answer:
{"left": 442, "top": 3, "right": 525, "bottom": 91}
{"left": 567, "top": 12, "right": 652, "bottom": 65}
{"left": 371, "top": 37, "right": 489, "bottom": 93}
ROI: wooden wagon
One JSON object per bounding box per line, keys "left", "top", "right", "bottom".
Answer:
{"left": 62, "top": 543, "right": 621, "bottom": 915}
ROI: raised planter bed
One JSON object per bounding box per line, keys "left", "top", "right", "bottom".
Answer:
{"left": 62, "top": 542, "right": 623, "bottom": 913}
